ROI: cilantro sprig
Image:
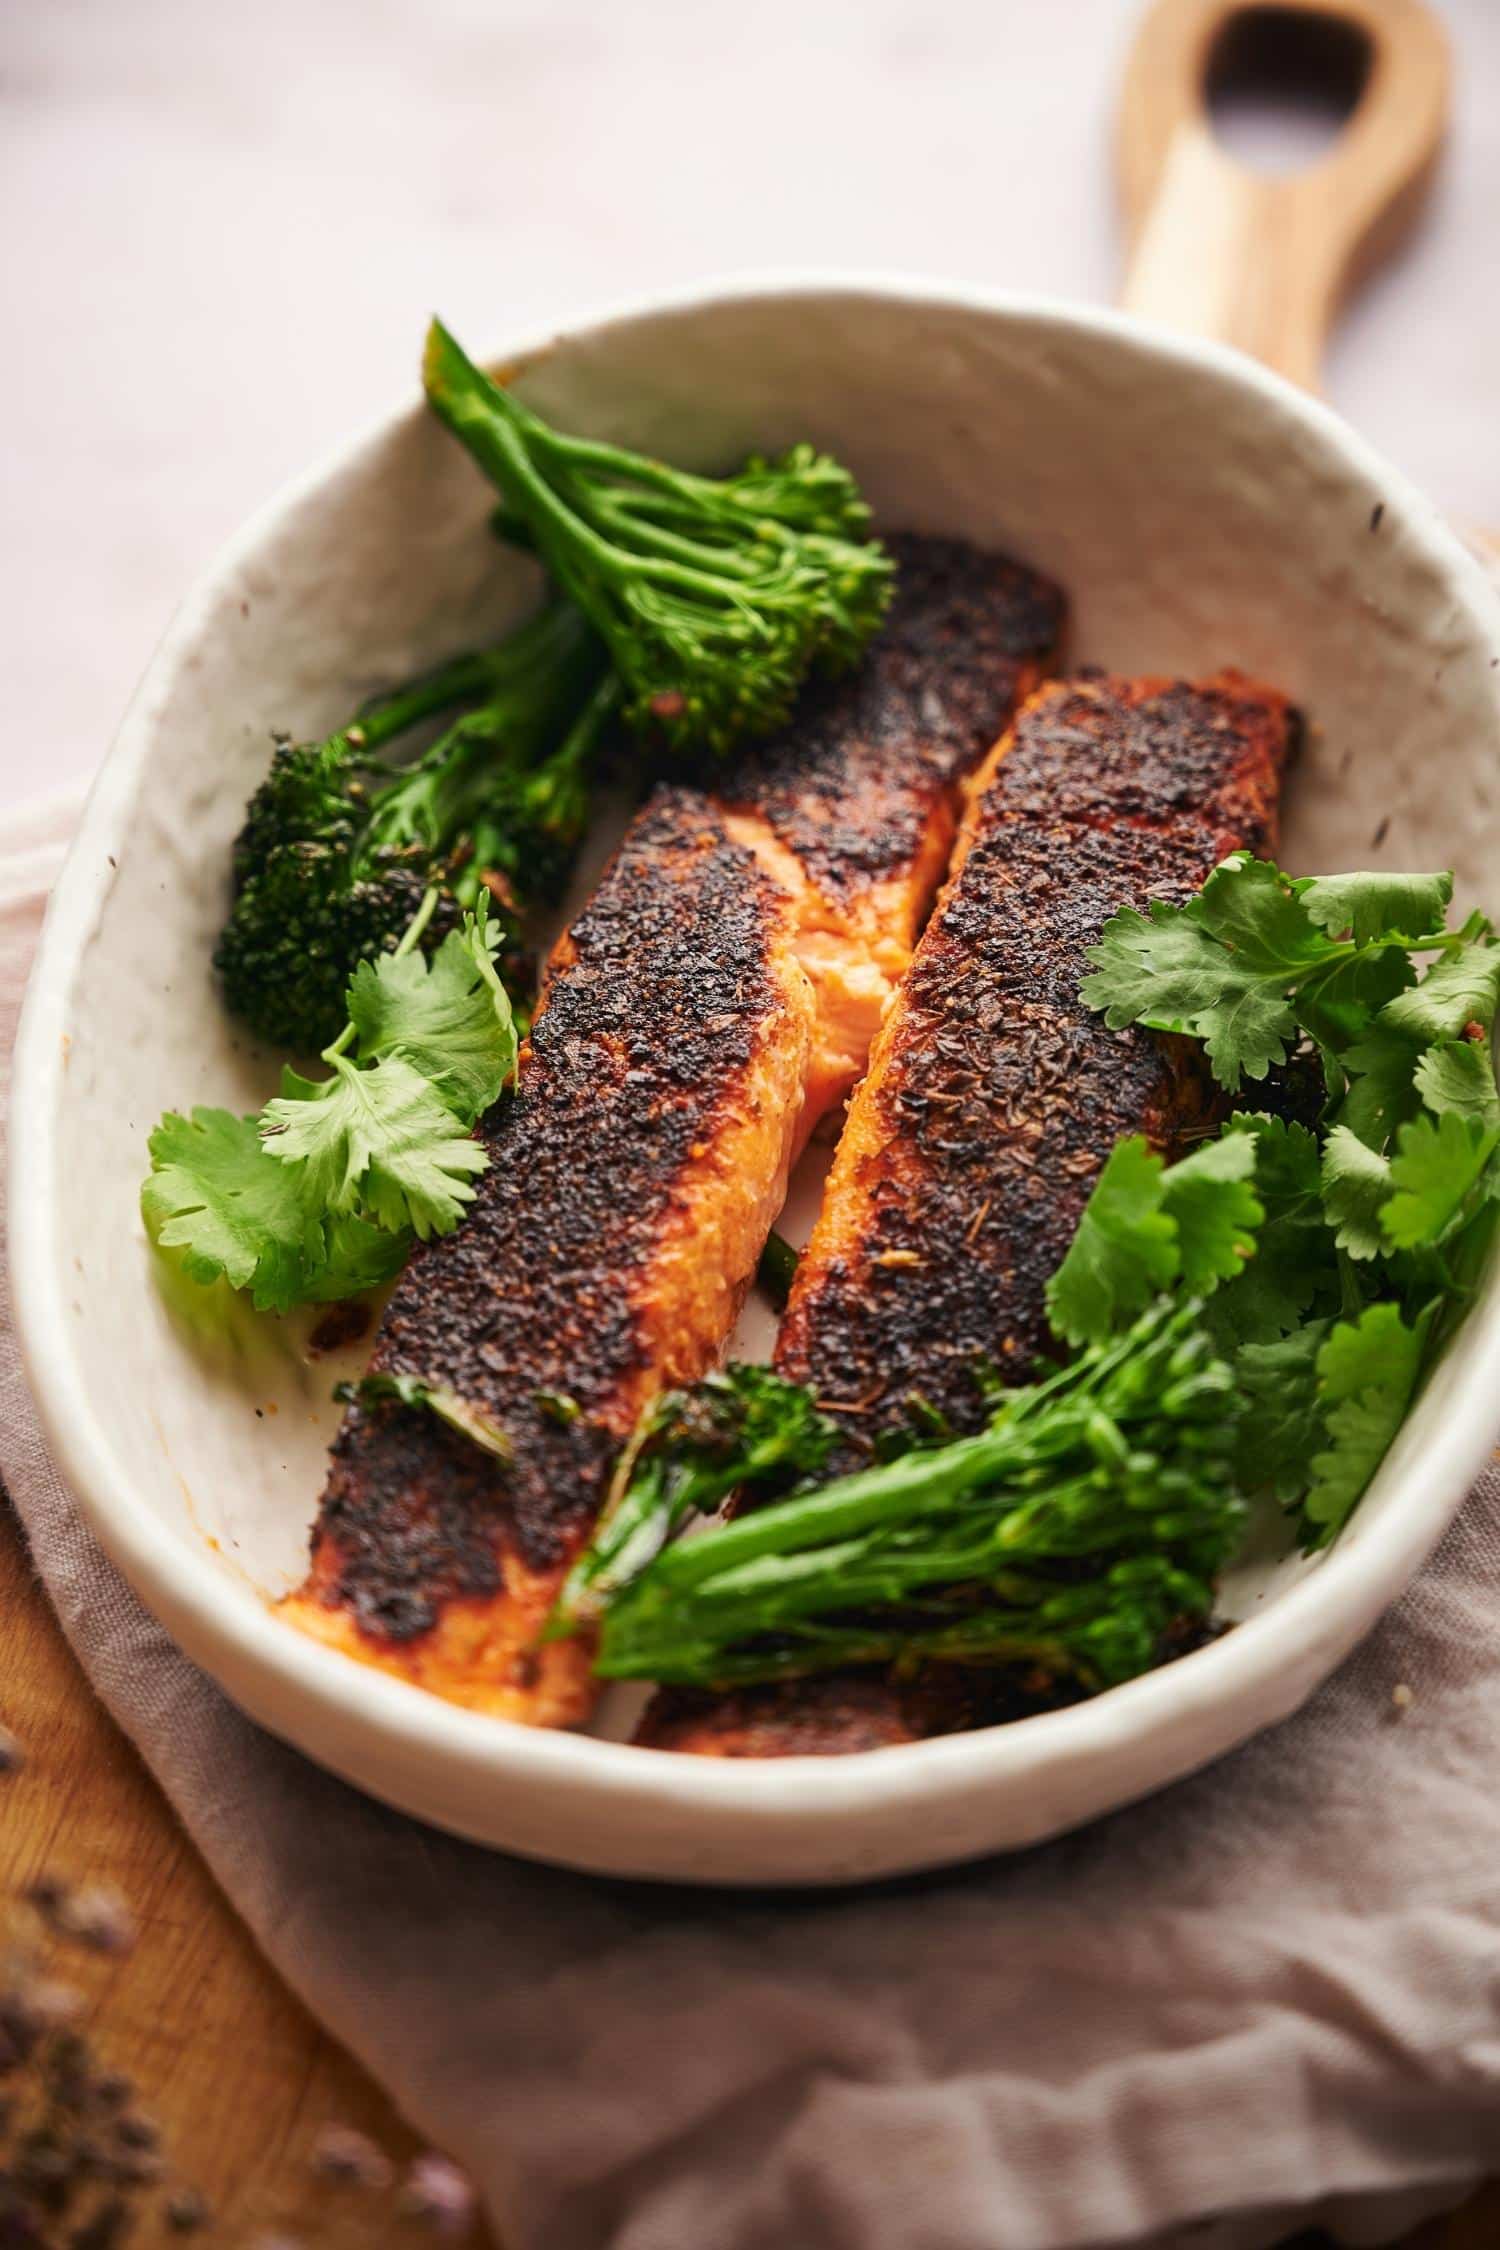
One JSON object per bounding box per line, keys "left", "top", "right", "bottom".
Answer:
{"left": 1077, "top": 854, "right": 1500, "bottom": 1546}
{"left": 1081, "top": 853, "right": 1498, "bottom": 1107}
{"left": 142, "top": 891, "right": 517, "bottom": 1314}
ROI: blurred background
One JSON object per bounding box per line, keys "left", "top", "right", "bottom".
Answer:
{"left": 3, "top": 0, "right": 1497, "bottom": 807}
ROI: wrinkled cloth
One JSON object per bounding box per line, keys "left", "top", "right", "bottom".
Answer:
{"left": 3, "top": 792, "right": 1498, "bottom": 2250}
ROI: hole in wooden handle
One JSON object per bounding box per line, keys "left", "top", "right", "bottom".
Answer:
{"left": 1207, "top": 5, "right": 1372, "bottom": 174}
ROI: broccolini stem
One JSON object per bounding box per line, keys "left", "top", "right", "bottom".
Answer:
{"left": 321, "top": 604, "right": 597, "bottom": 784}
{"left": 340, "top": 648, "right": 513, "bottom": 759}
{"left": 550, "top": 667, "right": 621, "bottom": 780}
{"left": 757, "top": 1231, "right": 800, "bottom": 1310}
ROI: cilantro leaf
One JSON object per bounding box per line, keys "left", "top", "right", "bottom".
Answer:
{"left": 1295, "top": 945, "right": 1415, "bottom": 1056}
{"left": 1302, "top": 1304, "right": 1427, "bottom": 1547}
{"left": 1044, "top": 1137, "right": 1178, "bottom": 1346}
{"left": 1194, "top": 853, "right": 1330, "bottom": 972}
{"left": 261, "top": 1052, "right": 486, "bottom": 1240}
{"left": 1297, "top": 871, "right": 1452, "bottom": 944}
{"left": 1413, "top": 1037, "right": 1500, "bottom": 1126}
{"left": 142, "top": 1107, "right": 312, "bottom": 1311}
{"left": 1205, "top": 1115, "right": 1333, "bottom": 1346}
{"left": 1381, "top": 1110, "right": 1499, "bottom": 1250}
{"left": 1319, "top": 1124, "right": 1392, "bottom": 1260}
{"left": 1158, "top": 1131, "right": 1263, "bottom": 1293}
{"left": 1045, "top": 1132, "right": 1263, "bottom": 1346}
{"left": 1381, "top": 932, "right": 1500, "bottom": 1043}
{"left": 1081, "top": 901, "right": 1299, "bottom": 1089}
{"left": 1331, "top": 1026, "right": 1425, "bottom": 1150}
{"left": 1233, "top": 1320, "right": 1329, "bottom": 1499}
{"left": 141, "top": 1107, "right": 406, "bottom": 1312}
{"left": 346, "top": 908, "right": 517, "bottom": 1126}
{"left": 312, "top": 1215, "right": 414, "bottom": 1301}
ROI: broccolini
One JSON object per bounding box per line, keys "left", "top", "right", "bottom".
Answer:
{"left": 215, "top": 601, "right": 607, "bottom": 1053}
{"left": 422, "top": 318, "right": 894, "bottom": 758}
{"left": 590, "top": 1300, "right": 1244, "bottom": 1693}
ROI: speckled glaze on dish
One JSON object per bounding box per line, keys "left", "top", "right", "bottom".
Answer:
{"left": 10, "top": 276, "right": 1500, "bottom": 1885}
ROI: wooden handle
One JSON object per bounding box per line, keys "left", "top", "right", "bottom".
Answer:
{"left": 1119, "top": 0, "right": 1449, "bottom": 389}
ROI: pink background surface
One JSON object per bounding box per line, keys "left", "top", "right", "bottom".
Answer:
{"left": 3, "top": 0, "right": 1496, "bottom": 809}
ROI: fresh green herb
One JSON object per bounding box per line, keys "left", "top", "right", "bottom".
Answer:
{"left": 333, "top": 1370, "right": 513, "bottom": 1462}
{"left": 1318, "top": 1123, "right": 1395, "bottom": 1261}
{"left": 143, "top": 895, "right": 516, "bottom": 1310}
{"left": 1045, "top": 1131, "right": 1262, "bottom": 1347}
{"left": 1231, "top": 1322, "right": 1330, "bottom": 1500}
{"left": 593, "top": 1301, "right": 1243, "bottom": 1693}
{"left": 260, "top": 892, "right": 514, "bottom": 1241}
{"left": 1081, "top": 854, "right": 1500, "bottom": 1547}
{"left": 1081, "top": 854, "right": 1496, "bottom": 1100}
{"left": 551, "top": 1365, "right": 836, "bottom": 1633}
{"left": 141, "top": 1108, "right": 408, "bottom": 1313}
{"left": 422, "top": 319, "right": 894, "bottom": 758}
{"left": 1301, "top": 1303, "right": 1430, "bottom": 1543}
{"left": 214, "top": 600, "right": 607, "bottom": 1053}
{"left": 1201, "top": 1114, "right": 1335, "bottom": 1348}
{"left": 756, "top": 1230, "right": 800, "bottom": 1311}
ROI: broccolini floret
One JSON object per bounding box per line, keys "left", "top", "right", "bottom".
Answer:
{"left": 214, "top": 602, "right": 608, "bottom": 1053}
{"left": 550, "top": 1364, "right": 838, "bottom": 1633}
{"left": 422, "top": 319, "right": 894, "bottom": 758}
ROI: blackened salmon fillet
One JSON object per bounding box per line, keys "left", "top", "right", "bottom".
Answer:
{"left": 638, "top": 669, "right": 1297, "bottom": 1756}
{"left": 279, "top": 535, "right": 1064, "bottom": 1721}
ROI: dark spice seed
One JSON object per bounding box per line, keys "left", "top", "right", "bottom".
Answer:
{"left": 164, "top": 2187, "right": 211, "bottom": 2233}
{"left": 0, "top": 1724, "right": 24, "bottom": 1775}
{"left": 0, "top": 2001, "right": 42, "bottom": 2072}
{"left": 309, "top": 2122, "right": 393, "bottom": 2189}
{"left": 15, "top": 2125, "right": 79, "bottom": 2213}
{"left": 69, "top": 2202, "right": 132, "bottom": 2250}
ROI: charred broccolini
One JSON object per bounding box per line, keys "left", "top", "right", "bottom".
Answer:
{"left": 215, "top": 602, "right": 609, "bottom": 1053}
{"left": 422, "top": 319, "right": 894, "bottom": 758}
{"left": 584, "top": 1299, "right": 1244, "bottom": 1693}
{"left": 550, "top": 1365, "right": 837, "bottom": 1632}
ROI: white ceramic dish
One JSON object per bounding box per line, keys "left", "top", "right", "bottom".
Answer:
{"left": 11, "top": 275, "right": 1500, "bottom": 1886}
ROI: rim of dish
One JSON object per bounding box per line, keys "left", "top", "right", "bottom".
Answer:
{"left": 11, "top": 267, "right": 1500, "bottom": 1829}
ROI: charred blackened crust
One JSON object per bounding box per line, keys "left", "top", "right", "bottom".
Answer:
{"left": 773, "top": 672, "right": 1297, "bottom": 1471}
{"left": 307, "top": 787, "right": 800, "bottom": 1643}
{"left": 720, "top": 532, "right": 1066, "bottom": 901}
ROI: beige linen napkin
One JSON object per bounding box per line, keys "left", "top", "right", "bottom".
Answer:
{"left": 3, "top": 792, "right": 1498, "bottom": 2250}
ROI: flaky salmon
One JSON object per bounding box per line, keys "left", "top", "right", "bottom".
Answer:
{"left": 280, "top": 535, "right": 1064, "bottom": 1720}
{"left": 641, "top": 669, "right": 1297, "bottom": 1756}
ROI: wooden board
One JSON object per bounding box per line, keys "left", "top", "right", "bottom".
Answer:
{"left": 0, "top": 1490, "right": 493, "bottom": 2247}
